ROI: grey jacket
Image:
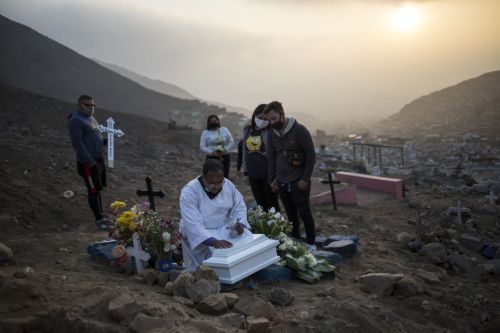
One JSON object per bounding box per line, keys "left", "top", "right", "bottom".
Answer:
{"left": 267, "top": 118, "right": 316, "bottom": 184}
{"left": 68, "top": 111, "right": 104, "bottom": 166}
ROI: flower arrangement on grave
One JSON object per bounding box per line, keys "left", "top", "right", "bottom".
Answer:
{"left": 212, "top": 135, "right": 225, "bottom": 152}
{"left": 248, "top": 206, "right": 335, "bottom": 283}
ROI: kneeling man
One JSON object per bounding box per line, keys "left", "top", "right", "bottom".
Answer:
{"left": 180, "top": 159, "right": 252, "bottom": 272}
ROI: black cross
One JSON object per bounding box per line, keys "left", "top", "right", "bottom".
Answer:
{"left": 136, "top": 177, "right": 165, "bottom": 211}
{"left": 321, "top": 171, "right": 341, "bottom": 210}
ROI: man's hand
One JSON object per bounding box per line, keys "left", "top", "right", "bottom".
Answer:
{"left": 235, "top": 223, "right": 245, "bottom": 235}
{"left": 270, "top": 180, "right": 278, "bottom": 192}
{"left": 212, "top": 239, "right": 233, "bottom": 249}
{"left": 297, "top": 180, "right": 309, "bottom": 191}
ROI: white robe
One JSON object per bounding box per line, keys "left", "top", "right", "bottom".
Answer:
{"left": 179, "top": 177, "right": 252, "bottom": 272}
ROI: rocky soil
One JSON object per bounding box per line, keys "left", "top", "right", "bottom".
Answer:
{"left": 1, "top": 85, "right": 500, "bottom": 333}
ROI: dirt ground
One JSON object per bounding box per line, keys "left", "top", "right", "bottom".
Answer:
{"left": 1, "top": 85, "right": 499, "bottom": 333}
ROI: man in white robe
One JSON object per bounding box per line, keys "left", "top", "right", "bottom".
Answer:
{"left": 179, "top": 159, "right": 252, "bottom": 272}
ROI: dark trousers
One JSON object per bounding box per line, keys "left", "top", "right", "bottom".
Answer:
{"left": 206, "top": 154, "right": 231, "bottom": 178}
{"left": 248, "top": 177, "right": 280, "bottom": 212}
{"left": 278, "top": 181, "right": 316, "bottom": 245}
{"left": 77, "top": 159, "right": 107, "bottom": 221}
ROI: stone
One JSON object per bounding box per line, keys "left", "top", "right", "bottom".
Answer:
{"left": 311, "top": 250, "right": 343, "bottom": 266}
{"left": 396, "top": 232, "right": 413, "bottom": 245}
{"left": 314, "top": 236, "right": 329, "bottom": 247}
{"left": 268, "top": 287, "right": 294, "bottom": 307}
{"left": 323, "top": 239, "right": 357, "bottom": 259}
{"left": 128, "top": 314, "right": 169, "bottom": 333}
{"left": 157, "top": 272, "right": 169, "bottom": 288}
{"left": 172, "top": 271, "right": 194, "bottom": 297}
{"left": 359, "top": 273, "right": 404, "bottom": 296}
{"left": 393, "top": 276, "right": 426, "bottom": 297}
{"left": 202, "top": 234, "right": 280, "bottom": 284}
{"left": 448, "top": 255, "right": 473, "bottom": 273}
{"left": 418, "top": 243, "right": 448, "bottom": 264}
{"left": 196, "top": 294, "right": 228, "bottom": 315}
{"left": 0, "top": 279, "right": 41, "bottom": 299}
{"left": 168, "top": 269, "right": 183, "bottom": 282}
{"left": 464, "top": 264, "right": 489, "bottom": 282}
{"left": 234, "top": 296, "right": 275, "bottom": 320}
{"left": 164, "top": 282, "right": 174, "bottom": 295}
{"left": 173, "top": 296, "right": 194, "bottom": 307}
{"left": 185, "top": 279, "right": 220, "bottom": 303}
{"left": 0, "top": 242, "right": 14, "bottom": 262}
{"left": 193, "top": 265, "right": 219, "bottom": 282}
{"left": 415, "top": 269, "right": 441, "bottom": 284}
{"left": 472, "top": 183, "right": 490, "bottom": 193}
{"left": 143, "top": 268, "right": 159, "bottom": 285}
{"left": 326, "top": 234, "right": 359, "bottom": 245}
{"left": 483, "top": 259, "right": 500, "bottom": 275}
{"left": 246, "top": 316, "right": 270, "bottom": 333}
{"left": 108, "top": 293, "right": 137, "bottom": 321}
{"left": 221, "top": 293, "right": 239, "bottom": 308}
{"left": 459, "top": 234, "right": 484, "bottom": 252}
{"left": 253, "top": 264, "right": 293, "bottom": 284}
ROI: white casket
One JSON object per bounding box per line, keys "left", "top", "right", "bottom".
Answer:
{"left": 202, "top": 234, "right": 280, "bottom": 284}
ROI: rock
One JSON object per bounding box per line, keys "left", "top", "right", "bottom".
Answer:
{"left": 196, "top": 294, "right": 228, "bottom": 315}
{"left": 0, "top": 279, "right": 41, "bottom": 298}
{"left": 253, "top": 264, "right": 293, "bottom": 284}
{"left": 234, "top": 296, "right": 275, "bottom": 320}
{"left": 168, "top": 269, "right": 183, "bottom": 282}
{"left": 323, "top": 239, "right": 357, "bottom": 259}
{"left": 483, "top": 259, "right": 500, "bottom": 275}
{"left": 0, "top": 242, "right": 13, "bottom": 262}
{"left": 415, "top": 269, "right": 441, "bottom": 284}
{"left": 108, "top": 293, "right": 137, "bottom": 321}
{"left": 221, "top": 293, "right": 239, "bottom": 308}
{"left": 464, "top": 264, "right": 489, "bottom": 282}
{"left": 246, "top": 316, "right": 270, "bottom": 333}
{"left": 472, "top": 183, "right": 490, "bottom": 193}
{"left": 311, "top": 250, "right": 343, "bottom": 266}
{"left": 143, "top": 268, "right": 159, "bottom": 285}
{"left": 327, "top": 234, "right": 359, "bottom": 245}
{"left": 268, "top": 287, "right": 294, "bottom": 307}
{"left": 157, "top": 272, "right": 169, "bottom": 288}
{"left": 448, "top": 255, "right": 473, "bottom": 273}
{"left": 459, "top": 234, "right": 484, "bottom": 252}
{"left": 418, "top": 243, "right": 448, "bottom": 264}
{"left": 173, "top": 296, "right": 194, "bottom": 307}
{"left": 393, "top": 276, "right": 426, "bottom": 297}
{"left": 172, "top": 271, "right": 194, "bottom": 297}
{"left": 185, "top": 279, "right": 220, "bottom": 303}
{"left": 396, "top": 232, "right": 413, "bottom": 245}
{"left": 128, "top": 314, "right": 169, "bottom": 333}
{"left": 13, "top": 267, "right": 35, "bottom": 279}
{"left": 314, "top": 236, "right": 329, "bottom": 247}
{"left": 359, "top": 273, "right": 404, "bottom": 296}
{"left": 193, "top": 265, "right": 219, "bottom": 282}
{"left": 164, "top": 282, "right": 174, "bottom": 295}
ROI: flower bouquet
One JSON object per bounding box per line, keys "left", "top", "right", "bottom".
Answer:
{"left": 248, "top": 206, "right": 335, "bottom": 283}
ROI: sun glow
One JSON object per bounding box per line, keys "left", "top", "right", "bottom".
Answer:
{"left": 391, "top": 5, "right": 421, "bottom": 33}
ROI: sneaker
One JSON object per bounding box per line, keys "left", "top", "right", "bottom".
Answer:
{"left": 306, "top": 243, "right": 317, "bottom": 252}
{"left": 95, "top": 218, "right": 112, "bottom": 231}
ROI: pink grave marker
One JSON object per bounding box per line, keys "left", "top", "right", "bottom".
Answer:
{"left": 335, "top": 171, "right": 404, "bottom": 199}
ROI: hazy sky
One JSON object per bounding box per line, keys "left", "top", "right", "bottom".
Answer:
{"left": 2, "top": 0, "right": 500, "bottom": 125}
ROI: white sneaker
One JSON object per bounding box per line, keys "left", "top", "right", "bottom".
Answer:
{"left": 306, "top": 244, "right": 317, "bottom": 252}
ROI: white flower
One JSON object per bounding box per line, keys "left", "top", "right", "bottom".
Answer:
{"left": 269, "top": 207, "right": 276, "bottom": 214}
{"left": 279, "top": 243, "right": 287, "bottom": 251}
{"left": 296, "top": 257, "right": 306, "bottom": 271}
{"left": 304, "top": 254, "right": 317, "bottom": 268}
{"left": 170, "top": 244, "right": 177, "bottom": 251}
{"left": 274, "top": 212, "right": 281, "bottom": 219}
{"left": 266, "top": 220, "right": 273, "bottom": 226}
{"left": 162, "top": 231, "right": 171, "bottom": 243}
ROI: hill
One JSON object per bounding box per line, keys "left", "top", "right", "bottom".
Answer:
{"left": 380, "top": 70, "right": 500, "bottom": 138}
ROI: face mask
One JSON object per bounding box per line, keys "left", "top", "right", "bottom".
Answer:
{"left": 254, "top": 118, "right": 269, "bottom": 129}
{"left": 272, "top": 120, "right": 284, "bottom": 130}
{"left": 208, "top": 123, "right": 220, "bottom": 130}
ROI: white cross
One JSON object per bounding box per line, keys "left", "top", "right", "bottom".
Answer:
{"left": 446, "top": 200, "right": 471, "bottom": 225}
{"left": 126, "top": 233, "right": 151, "bottom": 276}
{"left": 486, "top": 190, "right": 498, "bottom": 205}
{"left": 98, "top": 117, "right": 124, "bottom": 168}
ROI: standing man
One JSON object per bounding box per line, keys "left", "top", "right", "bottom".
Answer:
{"left": 68, "top": 95, "right": 111, "bottom": 230}
{"left": 264, "top": 101, "right": 317, "bottom": 251}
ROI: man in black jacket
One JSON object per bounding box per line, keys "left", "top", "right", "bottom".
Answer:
{"left": 264, "top": 101, "right": 317, "bottom": 251}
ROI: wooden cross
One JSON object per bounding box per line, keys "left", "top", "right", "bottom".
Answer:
{"left": 486, "top": 190, "right": 499, "bottom": 205}
{"left": 98, "top": 117, "right": 124, "bottom": 168}
{"left": 321, "top": 170, "right": 341, "bottom": 210}
{"left": 136, "top": 177, "right": 164, "bottom": 211}
{"left": 126, "top": 232, "right": 151, "bottom": 275}
{"left": 446, "top": 200, "right": 471, "bottom": 225}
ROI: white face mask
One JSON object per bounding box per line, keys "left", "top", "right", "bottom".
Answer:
{"left": 254, "top": 118, "right": 269, "bottom": 129}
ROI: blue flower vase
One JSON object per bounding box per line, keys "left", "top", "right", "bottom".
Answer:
{"left": 157, "top": 257, "right": 173, "bottom": 272}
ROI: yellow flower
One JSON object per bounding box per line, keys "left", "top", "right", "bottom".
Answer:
{"left": 116, "top": 210, "right": 137, "bottom": 233}
{"left": 110, "top": 201, "right": 127, "bottom": 212}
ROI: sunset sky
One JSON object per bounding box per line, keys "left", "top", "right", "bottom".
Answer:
{"left": 2, "top": 0, "right": 500, "bottom": 127}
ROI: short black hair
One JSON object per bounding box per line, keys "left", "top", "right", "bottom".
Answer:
{"left": 206, "top": 114, "right": 220, "bottom": 129}
{"left": 263, "top": 101, "right": 284, "bottom": 115}
{"left": 202, "top": 159, "right": 224, "bottom": 176}
{"left": 78, "top": 95, "right": 93, "bottom": 104}
{"left": 250, "top": 104, "right": 267, "bottom": 128}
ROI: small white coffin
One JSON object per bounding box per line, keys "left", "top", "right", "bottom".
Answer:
{"left": 202, "top": 234, "right": 279, "bottom": 284}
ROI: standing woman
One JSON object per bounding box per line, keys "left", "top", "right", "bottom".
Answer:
{"left": 200, "top": 115, "right": 234, "bottom": 178}
{"left": 242, "top": 104, "right": 280, "bottom": 212}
